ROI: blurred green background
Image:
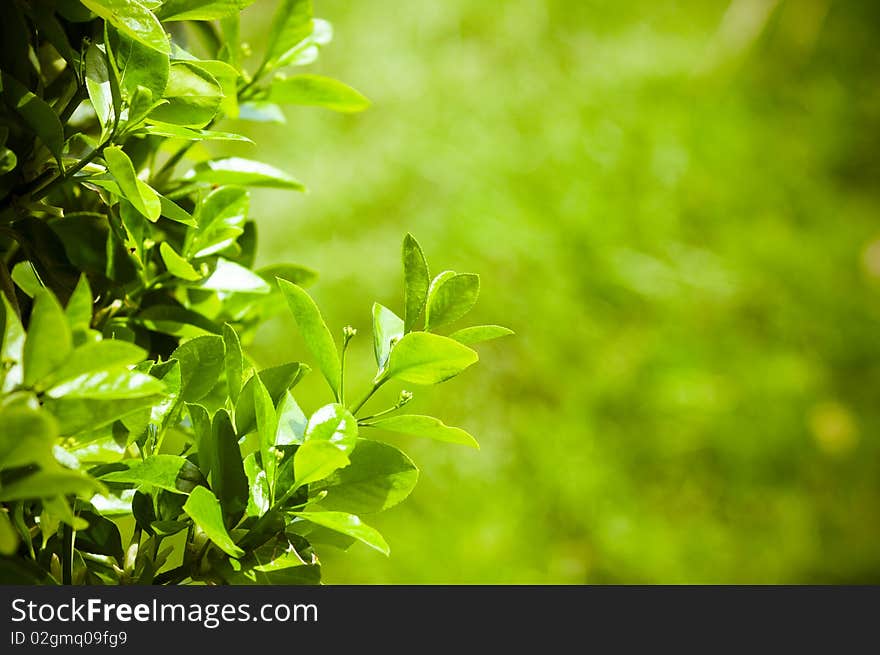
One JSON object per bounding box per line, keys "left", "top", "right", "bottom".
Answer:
{"left": 235, "top": 0, "right": 880, "bottom": 582}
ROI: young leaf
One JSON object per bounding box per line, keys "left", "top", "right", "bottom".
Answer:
{"left": 43, "top": 340, "right": 145, "bottom": 388}
{"left": 106, "top": 25, "right": 170, "bottom": 101}
{"left": 293, "top": 511, "right": 389, "bottom": 556}
{"left": 222, "top": 324, "right": 244, "bottom": 403}
{"left": 188, "top": 403, "right": 213, "bottom": 477}
{"left": 85, "top": 43, "right": 115, "bottom": 136}
{"left": 0, "top": 470, "right": 106, "bottom": 502}
{"left": 379, "top": 332, "right": 478, "bottom": 386}
{"left": 79, "top": 0, "right": 170, "bottom": 54}
{"left": 425, "top": 273, "right": 480, "bottom": 331}
{"left": 104, "top": 146, "right": 161, "bottom": 221}
{"left": 23, "top": 290, "right": 73, "bottom": 386}
{"left": 159, "top": 242, "right": 202, "bottom": 281}
{"left": 210, "top": 409, "right": 248, "bottom": 526}
{"left": 0, "top": 510, "right": 18, "bottom": 556}
{"left": 403, "top": 233, "right": 429, "bottom": 333}
{"left": 264, "top": 0, "right": 313, "bottom": 68}
{"left": 183, "top": 486, "right": 245, "bottom": 558}
{"left": 278, "top": 279, "right": 341, "bottom": 400}
{"left": 159, "top": 194, "right": 196, "bottom": 226}
{"left": 365, "top": 415, "right": 479, "bottom": 449}
{"left": 45, "top": 395, "right": 162, "bottom": 436}
{"left": 184, "top": 158, "right": 305, "bottom": 190}
{"left": 186, "top": 186, "right": 248, "bottom": 258}
{"left": 293, "top": 440, "right": 350, "bottom": 490}
{"left": 157, "top": 0, "right": 255, "bottom": 21}
{"left": 275, "top": 391, "right": 307, "bottom": 446}
{"left": 100, "top": 455, "right": 204, "bottom": 494}
{"left": 65, "top": 275, "right": 94, "bottom": 339}
{"left": 1, "top": 294, "right": 25, "bottom": 391}
{"left": 0, "top": 73, "right": 64, "bottom": 168}
{"left": 311, "top": 439, "right": 418, "bottom": 514}
{"left": 235, "top": 362, "right": 308, "bottom": 436}
{"left": 372, "top": 303, "right": 404, "bottom": 369}
{"left": 269, "top": 75, "right": 370, "bottom": 113}
{"left": 172, "top": 335, "right": 225, "bottom": 402}
{"left": 46, "top": 368, "right": 163, "bottom": 400}
{"left": 148, "top": 62, "right": 222, "bottom": 128}
{"left": 0, "top": 406, "right": 57, "bottom": 469}
{"left": 449, "top": 325, "right": 514, "bottom": 346}
{"left": 198, "top": 258, "right": 271, "bottom": 293}
{"left": 244, "top": 453, "right": 270, "bottom": 517}
{"left": 305, "top": 403, "right": 357, "bottom": 454}
{"left": 140, "top": 124, "right": 253, "bottom": 143}
{"left": 257, "top": 263, "right": 317, "bottom": 287}
{"left": 252, "top": 373, "right": 279, "bottom": 494}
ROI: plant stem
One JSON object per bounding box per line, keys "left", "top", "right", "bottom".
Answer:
{"left": 61, "top": 522, "right": 75, "bottom": 585}
{"left": 350, "top": 378, "right": 387, "bottom": 416}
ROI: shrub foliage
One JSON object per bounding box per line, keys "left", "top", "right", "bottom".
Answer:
{"left": 0, "top": 0, "right": 510, "bottom": 584}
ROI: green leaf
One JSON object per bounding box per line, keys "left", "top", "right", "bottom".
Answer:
{"left": 100, "top": 455, "right": 204, "bottom": 494}
{"left": 198, "top": 258, "right": 271, "bottom": 293}
{"left": 0, "top": 406, "right": 57, "bottom": 469}
{"left": 46, "top": 395, "right": 161, "bottom": 436}
{"left": 183, "top": 486, "right": 245, "bottom": 557}
{"left": 0, "top": 470, "right": 106, "bottom": 502}
{"left": 79, "top": 0, "right": 170, "bottom": 54}
{"left": 275, "top": 392, "right": 307, "bottom": 446}
{"left": 46, "top": 368, "right": 164, "bottom": 400}
{"left": 222, "top": 323, "right": 244, "bottom": 404}
{"left": 0, "top": 510, "right": 18, "bottom": 556}
{"left": 372, "top": 303, "right": 403, "bottom": 369}
{"left": 188, "top": 403, "right": 213, "bottom": 477}
{"left": 365, "top": 414, "right": 479, "bottom": 449}
{"left": 402, "top": 233, "right": 429, "bottom": 333}
{"left": 10, "top": 261, "right": 41, "bottom": 298}
{"left": 85, "top": 44, "right": 115, "bottom": 136}
{"left": 148, "top": 61, "right": 222, "bottom": 128}
{"left": 106, "top": 25, "right": 169, "bottom": 101}
{"left": 23, "top": 290, "right": 73, "bottom": 386}
{"left": 448, "top": 324, "right": 514, "bottom": 345}
{"left": 278, "top": 279, "right": 340, "bottom": 399}
{"left": 134, "top": 304, "right": 220, "bottom": 337}
{"left": 159, "top": 242, "right": 202, "bottom": 281}
{"left": 157, "top": 0, "right": 254, "bottom": 21}
{"left": 305, "top": 403, "right": 357, "bottom": 455}
{"left": 140, "top": 123, "right": 253, "bottom": 143}
{"left": 311, "top": 439, "right": 418, "bottom": 514}
{"left": 235, "top": 362, "right": 308, "bottom": 436}
{"left": 1, "top": 294, "right": 25, "bottom": 391}
{"left": 251, "top": 374, "right": 279, "bottom": 491}
{"left": 186, "top": 186, "right": 248, "bottom": 258}
{"left": 257, "top": 263, "right": 317, "bottom": 287}
{"left": 269, "top": 75, "right": 370, "bottom": 113}
{"left": 104, "top": 146, "right": 161, "bottom": 221}
{"left": 185, "top": 158, "right": 305, "bottom": 190}
{"left": 380, "top": 332, "right": 478, "bottom": 386}
{"left": 44, "top": 340, "right": 146, "bottom": 388}
{"left": 244, "top": 452, "right": 270, "bottom": 517}
{"left": 0, "top": 73, "right": 64, "bottom": 167}
{"left": 264, "top": 0, "right": 313, "bottom": 68}
{"left": 425, "top": 273, "right": 480, "bottom": 331}
{"left": 172, "top": 335, "right": 225, "bottom": 402}
{"left": 210, "top": 409, "right": 248, "bottom": 526}
{"left": 159, "top": 194, "right": 196, "bottom": 226}
{"left": 74, "top": 506, "right": 124, "bottom": 562}
{"left": 293, "top": 440, "right": 350, "bottom": 490}
{"left": 223, "top": 537, "right": 319, "bottom": 584}
{"left": 293, "top": 511, "right": 389, "bottom": 556}
{"left": 65, "top": 275, "right": 94, "bottom": 339}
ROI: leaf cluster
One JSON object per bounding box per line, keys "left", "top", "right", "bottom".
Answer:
{"left": 0, "top": 0, "right": 509, "bottom": 585}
